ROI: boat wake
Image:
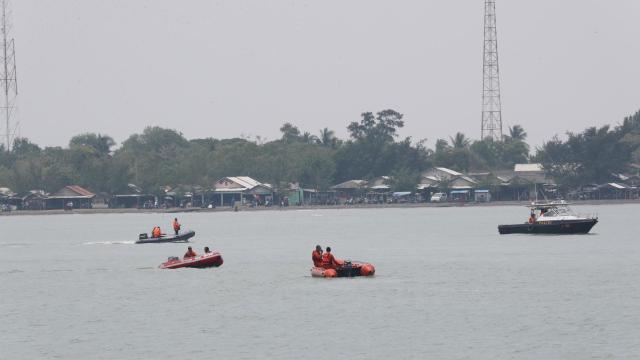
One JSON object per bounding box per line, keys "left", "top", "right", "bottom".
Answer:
{"left": 0, "top": 242, "right": 32, "bottom": 248}
{"left": 0, "top": 269, "right": 25, "bottom": 275}
{"left": 81, "top": 240, "right": 136, "bottom": 246}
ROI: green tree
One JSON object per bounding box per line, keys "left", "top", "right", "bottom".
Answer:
{"left": 507, "top": 125, "right": 527, "bottom": 141}
{"left": 69, "top": 133, "right": 115, "bottom": 156}
{"left": 280, "top": 123, "right": 301, "bottom": 143}
{"left": 449, "top": 132, "right": 470, "bottom": 149}
{"left": 389, "top": 167, "right": 420, "bottom": 192}
{"left": 12, "top": 138, "right": 41, "bottom": 157}
{"left": 318, "top": 127, "right": 338, "bottom": 148}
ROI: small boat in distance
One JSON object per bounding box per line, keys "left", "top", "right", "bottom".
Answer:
{"left": 498, "top": 201, "right": 598, "bottom": 235}
{"left": 311, "top": 260, "right": 375, "bottom": 278}
{"left": 159, "top": 251, "right": 223, "bottom": 269}
{"left": 136, "top": 230, "right": 195, "bottom": 244}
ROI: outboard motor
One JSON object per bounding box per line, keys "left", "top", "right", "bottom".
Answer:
{"left": 167, "top": 256, "right": 179, "bottom": 262}
{"left": 338, "top": 260, "right": 358, "bottom": 277}
{"left": 138, "top": 233, "right": 148, "bottom": 240}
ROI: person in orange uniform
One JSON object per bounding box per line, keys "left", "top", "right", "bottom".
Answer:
{"left": 312, "top": 245, "right": 323, "bottom": 267}
{"left": 321, "top": 247, "right": 340, "bottom": 270}
{"left": 152, "top": 226, "right": 163, "bottom": 238}
{"left": 172, "top": 218, "right": 181, "bottom": 235}
{"left": 184, "top": 246, "right": 197, "bottom": 259}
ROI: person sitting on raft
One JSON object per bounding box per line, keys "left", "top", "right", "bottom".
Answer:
{"left": 321, "top": 247, "right": 340, "bottom": 269}
{"left": 312, "top": 245, "right": 323, "bottom": 267}
{"left": 184, "top": 246, "right": 197, "bottom": 259}
{"left": 152, "top": 226, "right": 163, "bottom": 238}
{"left": 172, "top": 218, "right": 181, "bottom": 235}
{"left": 204, "top": 246, "right": 211, "bottom": 254}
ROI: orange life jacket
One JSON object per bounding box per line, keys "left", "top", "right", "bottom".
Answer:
{"left": 184, "top": 250, "right": 197, "bottom": 258}
{"left": 322, "top": 253, "right": 337, "bottom": 269}
{"left": 173, "top": 220, "right": 181, "bottom": 231}
{"left": 152, "top": 227, "right": 161, "bottom": 238}
{"left": 312, "top": 250, "right": 323, "bottom": 267}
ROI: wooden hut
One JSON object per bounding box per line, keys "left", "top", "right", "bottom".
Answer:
{"left": 46, "top": 185, "right": 95, "bottom": 210}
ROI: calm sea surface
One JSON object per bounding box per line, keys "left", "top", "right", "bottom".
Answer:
{"left": 1, "top": 204, "right": 639, "bottom": 359}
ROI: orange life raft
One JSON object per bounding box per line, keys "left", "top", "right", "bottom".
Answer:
{"left": 311, "top": 260, "right": 375, "bottom": 278}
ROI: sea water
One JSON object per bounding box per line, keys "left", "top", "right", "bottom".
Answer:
{"left": 1, "top": 204, "right": 639, "bottom": 359}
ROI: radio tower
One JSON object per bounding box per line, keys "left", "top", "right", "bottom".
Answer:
{"left": 1, "top": 0, "right": 17, "bottom": 151}
{"left": 481, "top": 0, "right": 502, "bottom": 141}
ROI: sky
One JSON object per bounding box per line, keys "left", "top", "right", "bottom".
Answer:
{"left": 8, "top": 0, "right": 640, "bottom": 149}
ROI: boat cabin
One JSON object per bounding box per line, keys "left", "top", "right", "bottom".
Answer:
{"left": 526, "top": 201, "right": 583, "bottom": 222}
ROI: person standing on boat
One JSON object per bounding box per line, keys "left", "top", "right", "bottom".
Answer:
{"left": 322, "top": 247, "right": 339, "bottom": 270}
{"left": 184, "top": 246, "right": 197, "bottom": 259}
{"left": 528, "top": 210, "right": 536, "bottom": 224}
{"left": 312, "top": 245, "right": 323, "bottom": 267}
{"left": 172, "top": 218, "right": 181, "bottom": 235}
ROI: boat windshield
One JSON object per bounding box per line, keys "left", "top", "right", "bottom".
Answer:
{"left": 540, "top": 206, "right": 575, "bottom": 217}
{"left": 529, "top": 202, "right": 577, "bottom": 217}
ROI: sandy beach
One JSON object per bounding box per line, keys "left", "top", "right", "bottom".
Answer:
{"left": 2, "top": 198, "right": 639, "bottom": 216}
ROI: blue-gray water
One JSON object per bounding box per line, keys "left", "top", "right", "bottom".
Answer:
{"left": 1, "top": 204, "right": 639, "bottom": 359}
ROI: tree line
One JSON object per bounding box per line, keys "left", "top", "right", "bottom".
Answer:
{"left": 1, "top": 108, "right": 639, "bottom": 195}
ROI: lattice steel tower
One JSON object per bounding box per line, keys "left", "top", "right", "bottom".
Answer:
{"left": 481, "top": 0, "right": 502, "bottom": 141}
{"left": 0, "top": 0, "right": 17, "bottom": 151}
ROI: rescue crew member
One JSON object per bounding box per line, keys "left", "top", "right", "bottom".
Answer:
{"left": 152, "top": 226, "right": 162, "bottom": 238}
{"left": 322, "top": 247, "right": 339, "bottom": 269}
{"left": 312, "top": 245, "right": 323, "bottom": 267}
{"left": 172, "top": 217, "right": 181, "bottom": 235}
{"left": 528, "top": 211, "right": 536, "bottom": 224}
{"left": 204, "top": 246, "right": 211, "bottom": 254}
{"left": 184, "top": 246, "right": 197, "bottom": 259}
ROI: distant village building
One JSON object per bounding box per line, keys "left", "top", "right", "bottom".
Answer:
{"left": 0, "top": 187, "right": 16, "bottom": 210}
{"left": 286, "top": 182, "right": 318, "bottom": 206}
{"left": 367, "top": 176, "right": 392, "bottom": 203}
{"left": 331, "top": 179, "right": 368, "bottom": 203}
{"left": 513, "top": 163, "right": 550, "bottom": 184}
{"left": 18, "top": 190, "right": 48, "bottom": 210}
{"left": 46, "top": 185, "right": 95, "bottom": 210}
{"left": 474, "top": 189, "right": 491, "bottom": 202}
{"left": 161, "top": 184, "right": 206, "bottom": 208}
{"left": 111, "top": 184, "right": 155, "bottom": 209}
{"left": 422, "top": 167, "right": 463, "bottom": 181}
{"left": 213, "top": 176, "right": 273, "bottom": 206}
{"left": 417, "top": 167, "right": 479, "bottom": 202}
{"left": 597, "top": 183, "right": 634, "bottom": 199}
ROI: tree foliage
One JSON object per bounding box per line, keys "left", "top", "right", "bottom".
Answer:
{"left": 1, "top": 109, "right": 639, "bottom": 194}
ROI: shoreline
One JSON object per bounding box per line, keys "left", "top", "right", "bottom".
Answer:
{"left": 2, "top": 199, "right": 639, "bottom": 216}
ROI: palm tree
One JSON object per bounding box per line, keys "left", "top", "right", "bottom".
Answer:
{"left": 449, "top": 132, "right": 470, "bottom": 149}
{"left": 508, "top": 125, "right": 527, "bottom": 142}
{"left": 301, "top": 132, "right": 319, "bottom": 144}
{"left": 318, "top": 127, "right": 337, "bottom": 148}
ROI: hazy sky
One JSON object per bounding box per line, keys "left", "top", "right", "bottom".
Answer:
{"left": 10, "top": 0, "right": 640, "bottom": 148}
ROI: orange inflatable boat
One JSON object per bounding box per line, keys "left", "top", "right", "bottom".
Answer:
{"left": 311, "top": 260, "right": 375, "bottom": 278}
